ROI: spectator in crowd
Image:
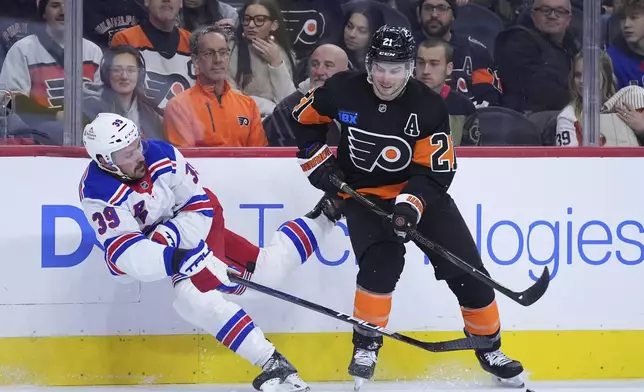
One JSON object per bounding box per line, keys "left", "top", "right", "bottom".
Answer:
{"left": 164, "top": 25, "right": 268, "bottom": 147}
{"left": 263, "top": 43, "right": 348, "bottom": 146}
{"left": 0, "top": 0, "right": 102, "bottom": 144}
{"left": 111, "top": 0, "right": 194, "bottom": 110}
{"left": 556, "top": 51, "right": 617, "bottom": 146}
{"left": 415, "top": 38, "right": 481, "bottom": 145}
{"left": 607, "top": 0, "right": 644, "bottom": 89}
{"left": 606, "top": 85, "right": 644, "bottom": 145}
{"left": 338, "top": 5, "right": 386, "bottom": 72}
{"left": 495, "top": 0, "right": 579, "bottom": 113}
{"left": 277, "top": 0, "right": 344, "bottom": 61}
{"left": 415, "top": 0, "right": 502, "bottom": 107}
{"left": 0, "top": 0, "right": 40, "bottom": 69}
{"left": 84, "top": 0, "right": 147, "bottom": 50}
{"left": 83, "top": 45, "right": 165, "bottom": 140}
{"left": 229, "top": 0, "right": 297, "bottom": 116}
{"left": 179, "top": 0, "right": 237, "bottom": 33}
{"left": 291, "top": 3, "right": 385, "bottom": 84}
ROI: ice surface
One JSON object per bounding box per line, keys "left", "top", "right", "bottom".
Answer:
{"left": 0, "top": 380, "right": 641, "bottom": 392}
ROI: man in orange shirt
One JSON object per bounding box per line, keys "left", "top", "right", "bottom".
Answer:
{"left": 164, "top": 25, "right": 268, "bottom": 147}
{"left": 111, "top": 0, "right": 194, "bottom": 110}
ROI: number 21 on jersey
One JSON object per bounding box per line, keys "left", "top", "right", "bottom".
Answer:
{"left": 429, "top": 132, "right": 457, "bottom": 172}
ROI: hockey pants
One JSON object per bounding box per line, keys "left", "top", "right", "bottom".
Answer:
{"left": 172, "top": 188, "right": 336, "bottom": 366}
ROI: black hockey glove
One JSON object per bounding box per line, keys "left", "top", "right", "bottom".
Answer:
{"left": 305, "top": 192, "right": 345, "bottom": 223}
{"left": 297, "top": 143, "right": 344, "bottom": 194}
{"left": 392, "top": 194, "right": 424, "bottom": 243}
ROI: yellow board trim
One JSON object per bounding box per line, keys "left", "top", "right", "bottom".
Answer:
{"left": 0, "top": 331, "right": 641, "bottom": 386}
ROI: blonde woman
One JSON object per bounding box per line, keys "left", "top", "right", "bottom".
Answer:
{"left": 555, "top": 51, "right": 617, "bottom": 146}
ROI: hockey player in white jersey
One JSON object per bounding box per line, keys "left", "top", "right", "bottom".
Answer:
{"left": 79, "top": 113, "right": 341, "bottom": 392}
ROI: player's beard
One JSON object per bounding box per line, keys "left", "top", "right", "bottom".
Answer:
{"left": 131, "top": 161, "right": 147, "bottom": 181}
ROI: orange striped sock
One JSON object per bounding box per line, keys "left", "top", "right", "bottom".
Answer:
{"left": 461, "top": 300, "right": 501, "bottom": 336}
{"left": 353, "top": 287, "right": 392, "bottom": 327}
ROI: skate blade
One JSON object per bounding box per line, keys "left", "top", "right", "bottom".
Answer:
{"left": 283, "top": 373, "right": 310, "bottom": 392}
{"left": 491, "top": 374, "right": 525, "bottom": 388}
{"left": 353, "top": 376, "right": 367, "bottom": 392}
{"left": 258, "top": 378, "right": 282, "bottom": 392}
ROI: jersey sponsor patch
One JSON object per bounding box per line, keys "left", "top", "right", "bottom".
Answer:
{"left": 348, "top": 127, "right": 412, "bottom": 172}
{"left": 338, "top": 110, "right": 358, "bottom": 125}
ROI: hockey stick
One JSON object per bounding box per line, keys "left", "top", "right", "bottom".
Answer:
{"left": 228, "top": 273, "right": 493, "bottom": 352}
{"left": 329, "top": 175, "right": 550, "bottom": 307}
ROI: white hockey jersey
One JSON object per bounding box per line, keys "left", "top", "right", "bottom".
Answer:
{"left": 79, "top": 140, "right": 214, "bottom": 282}
{"left": 0, "top": 34, "right": 102, "bottom": 110}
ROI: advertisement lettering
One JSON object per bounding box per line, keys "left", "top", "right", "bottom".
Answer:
{"left": 42, "top": 203, "right": 644, "bottom": 281}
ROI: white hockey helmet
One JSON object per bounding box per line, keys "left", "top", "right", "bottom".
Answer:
{"left": 83, "top": 113, "right": 142, "bottom": 179}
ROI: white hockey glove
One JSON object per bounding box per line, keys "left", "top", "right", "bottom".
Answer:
{"left": 170, "top": 240, "right": 237, "bottom": 293}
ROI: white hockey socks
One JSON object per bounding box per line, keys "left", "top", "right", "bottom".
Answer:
{"left": 251, "top": 215, "right": 335, "bottom": 288}
{"left": 172, "top": 280, "right": 274, "bottom": 366}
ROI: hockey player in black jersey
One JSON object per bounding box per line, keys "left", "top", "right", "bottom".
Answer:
{"left": 292, "top": 25, "right": 525, "bottom": 389}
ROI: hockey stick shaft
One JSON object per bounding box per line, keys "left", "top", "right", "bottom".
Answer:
{"left": 228, "top": 274, "right": 493, "bottom": 352}
{"left": 329, "top": 175, "right": 550, "bottom": 307}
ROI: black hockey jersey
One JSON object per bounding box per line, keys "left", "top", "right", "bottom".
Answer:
{"left": 0, "top": 0, "right": 39, "bottom": 68}
{"left": 416, "top": 30, "right": 502, "bottom": 107}
{"left": 278, "top": 0, "right": 344, "bottom": 61}
{"left": 84, "top": 0, "right": 147, "bottom": 49}
{"left": 293, "top": 71, "right": 455, "bottom": 205}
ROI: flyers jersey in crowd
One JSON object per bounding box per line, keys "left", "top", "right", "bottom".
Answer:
{"left": 111, "top": 21, "right": 195, "bottom": 109}
{"left": 293, "top": 71, "right": 456, "bottom": 203}
{"left": 0, "top": 34, "right": 101, "bottom": 110}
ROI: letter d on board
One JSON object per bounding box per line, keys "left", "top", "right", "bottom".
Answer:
{"left": 41, "top": 205, "right": 96, "bottom": 268}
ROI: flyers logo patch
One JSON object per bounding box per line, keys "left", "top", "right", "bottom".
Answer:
{"left": 348, "top": 127, "right": 412, "bottom": 172}
{"left": 238, "top": 116, "right": 249, "bottom": 126}
{"left": 282, "top": 10, "right": 327, "bottom": 47}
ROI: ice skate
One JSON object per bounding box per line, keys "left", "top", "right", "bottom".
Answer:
{"left": 464, "top": 329, "right": 524, "bottom": 388}
{"left": 348, "top": 346, "right": 379, "bottom": 391}
{"left": 475, "top": 348, "right": 525, "bottom": 388}
{"left": 253, "top": 350, "right": 310, "bottom": 392}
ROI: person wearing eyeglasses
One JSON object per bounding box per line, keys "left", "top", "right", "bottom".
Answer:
{"left": 494, "top": 0, "right": 580, "bottom": 113}
{"left": 228, "top": 0, "right": 297, "bottom": 117}
{"left": 111, "top": 0, "right": 194, "bottom": 110}
{"left": 164, "top": 25, "right": 268, "bottom": 147}
{"left": 83, "top": 45, "right": 165, "bottom": 141}
{"left": 414, "top": 0, "right": 502, "bottom": 108}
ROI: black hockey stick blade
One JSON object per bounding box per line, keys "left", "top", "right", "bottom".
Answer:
{"left": 329, "top": 174, "right": 550, "bottom": 307}
{"left": 228, "top": 273, "right": 493, "bottom": 352}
